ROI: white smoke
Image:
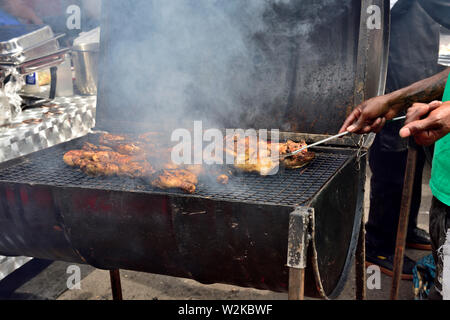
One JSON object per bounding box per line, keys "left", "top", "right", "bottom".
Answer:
{"left": 99, "top": 0, "right": 351, "bottom": 131}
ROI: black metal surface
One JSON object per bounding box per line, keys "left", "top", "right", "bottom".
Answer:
{"left": 305, "top": 152, "right": 366, "bottom": 299}
{"left": 0, "top": 136, "right": 359, "bottom": 297}
{"left": 0, "top": 136, "right": 349, "bottom": 207}
{"left": 95, "top": 0, "right": 389, "bottom": 135}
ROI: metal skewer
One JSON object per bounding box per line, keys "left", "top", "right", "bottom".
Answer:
{"left": 390, "top": 115, "right": 407, "bottom": 122}
{"left": 280, "top": 115, "right": 407, "bottom": 159}
{"left": 279, "top": 131, "right": 350, "bottom": 159}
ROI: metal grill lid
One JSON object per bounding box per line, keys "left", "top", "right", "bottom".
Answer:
{"left": 95, "top": 0, "right": 389, "bottom": 135}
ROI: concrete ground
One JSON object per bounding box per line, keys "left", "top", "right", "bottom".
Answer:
{"left": 0, "top": 161, "right": 434, "bottom": 300}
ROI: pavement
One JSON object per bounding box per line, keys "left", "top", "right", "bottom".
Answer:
{"left": 0, "top": 161, "right": 435, "bottom": 300}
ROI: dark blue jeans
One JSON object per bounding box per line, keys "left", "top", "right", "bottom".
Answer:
{"left": 365, "top": 135, "right": 426, "bottom": 256}
{"left": 430, "top": 197, "right": 450, "bottom": 292}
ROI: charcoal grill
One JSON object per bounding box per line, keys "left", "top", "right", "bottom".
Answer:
{"left": 0, "top": 0, "right": 390, "bottom": 299}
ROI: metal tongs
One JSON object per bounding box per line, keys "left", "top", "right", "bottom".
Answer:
{"left": 279, "top": 116, "right": 407, "bottom": 159}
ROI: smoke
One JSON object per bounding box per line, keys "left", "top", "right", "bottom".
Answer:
{"left": 98, "top": 0, "right": 352, "bottom": 132}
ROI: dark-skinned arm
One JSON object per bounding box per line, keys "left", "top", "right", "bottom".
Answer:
{"left": 400, "top": 101, "right": 450, "bottom": 146}
{"left": 339, "top": 67, "right": 450, "bottom": 134}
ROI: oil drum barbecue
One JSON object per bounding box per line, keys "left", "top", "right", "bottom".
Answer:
{"left": 0, "top": 0, "right": 390, "bottom": 299}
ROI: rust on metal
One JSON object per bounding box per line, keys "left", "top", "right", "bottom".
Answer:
{"left": 391, "top": 146, "right": 418, "bottom": 299}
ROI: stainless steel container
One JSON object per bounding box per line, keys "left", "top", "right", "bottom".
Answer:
{"left": 0, "top": 35, "right": 64, "bottom": 65}
{"left": 15, "top": 48, "right": 69, "bottom": 75}
{"left": 72, "top": 42, "right": 99, "bottom": 95}
{"left": 0, "top": 25, "right": 54, "bottom": 55}
{"left": 0, "top": 25, "right": 69, "bottom": 76}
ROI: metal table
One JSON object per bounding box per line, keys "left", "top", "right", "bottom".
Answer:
{"left": 0, "top": 95, "right": 96, "bottom": 281}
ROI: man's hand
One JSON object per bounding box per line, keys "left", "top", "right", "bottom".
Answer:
{"left": 339, "top": 95, "right": 400, "bottom": 134}
{"left": 400, "top": 101, "right": 450, "bottom": 146}
{"left": 339, "top": 68, "right": 450, "bottom": 134}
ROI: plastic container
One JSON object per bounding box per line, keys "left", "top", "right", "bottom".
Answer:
{"left": 56, "top": 54, "right": 74, "bottom": 97}
{"left": 22, "top": 72, "right": 41, "bottom": 94}
{"left": 72, "top": 42, "right": 99, "bottom": 95}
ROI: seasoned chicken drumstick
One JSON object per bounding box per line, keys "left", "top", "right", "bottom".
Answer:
{"left": 151, "top": 169, "right": 197, "bottom": 194}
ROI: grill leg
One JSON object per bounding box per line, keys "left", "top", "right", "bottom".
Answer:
{"left": 390, "top": 146, "right": 418, "bottom": 300}
{"left": 287, "top": 207, "right": 313, "bottom": 300}
{"left": 289, "top": 268, "right": 305, "bottom": 300}
{"left": 355, "top": 219, "right": 366, "bottom": 300}
{"left": 109, "top": 269, "right": 123, "bottom": 300}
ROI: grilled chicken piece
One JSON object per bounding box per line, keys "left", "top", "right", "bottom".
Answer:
{"left": 234, "top": 158, "right": 278, "bottom": 176}
{"left": 283, "top": 154, "right": 315, "bottom": 169}
{"left": 99, "top": 133, "right": 127, "bottom": 145}
{"left": 63, "top": 150, "right": 86, "bottom": 167}
{"left": 98, "top": 133, "right": 145, "bottom": 155}
{"left": 151, "top": 170, "right": 196, "bottom": 194}
{"left": 118, "top": 161, "right": 154, "bottom": 178}
{"left": 169, "top": 169, "right": 198, "bottom": 185}
{"left": 282, "top": 140, "right": 315, "bottom": 169}
{"left": 216, "top": 174, "right": 229, "bottom": 185}
{"left": 82, "top": 142, "right": 113, "bottom": 152}
{"left": 98, "top": 133, "right": 147, "bottom": 157}
{"left": 270, "top": 142, "right": 287, "bottom": 155}
{"left": 64, "top": 148, "right": 154, "bottom": 178}
{"left": 83, "top": 162, "right": 120, "bottom": 176}
{"left": 224, "top": 133, "right": 279, "bottom": 175}
{"left": 90, "top": 151, "right": 114, "bottom": 162}
{"left": 285, "top": 140, "right": 305, "bottom": 153}
{"left": 84, "top": 158, "right": 154, "bottom": 178}
{"left": 115, "top": 143, "right": 143, "bottom": 155}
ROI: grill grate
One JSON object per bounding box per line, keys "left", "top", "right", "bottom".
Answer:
{"left": 0, "top": 138, "right": 351, "bottom": 207}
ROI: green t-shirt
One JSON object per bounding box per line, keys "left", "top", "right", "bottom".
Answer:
{"left": 429, "top": 73, "right": 450, "bottom": 206}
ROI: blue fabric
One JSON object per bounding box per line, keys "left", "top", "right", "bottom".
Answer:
{"left": 0, "top": 9, "right": 21, "bottom": 26}
{"left": 413, "top": 254, "right": 436, "bottom": 300}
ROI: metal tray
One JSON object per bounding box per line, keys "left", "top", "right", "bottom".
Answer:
{"left": 0, "top": 25, "right": 54, "bottom": 55}
{"left": 14, "top": 48, "right": 70, "bottom": 75}
{"left": 0, "top": 34, "right": 64, "bottom": 65}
